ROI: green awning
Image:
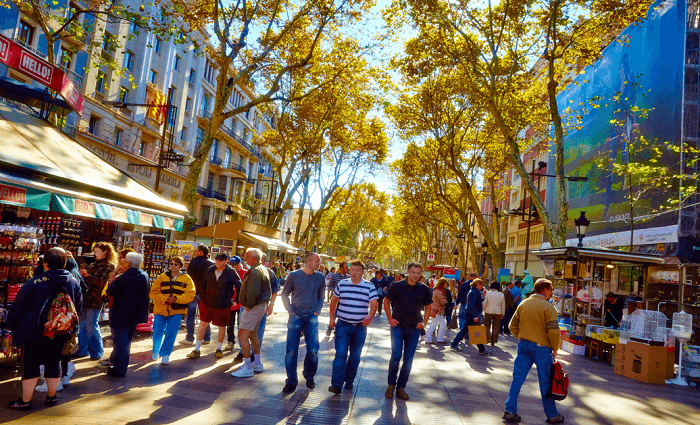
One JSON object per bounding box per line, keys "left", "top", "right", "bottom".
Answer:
{"left": 0, "top": 181, "right": 50, "bottom": 210}
{"left": 51, "top": 194, "right": 183, "bottom": 231}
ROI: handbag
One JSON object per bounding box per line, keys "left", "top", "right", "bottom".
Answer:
{"left": 547, "top": 361, "right": 569, "bottom": 400}
{"left": 449, "top": 314, "right": 458, "bottom": 329}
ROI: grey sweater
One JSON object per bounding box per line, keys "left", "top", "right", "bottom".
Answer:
{"left": 281, "top": 269, "right": 325, "bottom": 317}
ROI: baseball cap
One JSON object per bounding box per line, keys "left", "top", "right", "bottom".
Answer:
{"left": 230, "top": 255, "right": 241, "bottom": 265}
{"left": 215, "top": 253, "right": 230, "bottom": 261}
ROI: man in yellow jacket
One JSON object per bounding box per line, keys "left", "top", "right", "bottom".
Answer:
{"left": 503, "top": 278, "right": 564, "bottom": 424}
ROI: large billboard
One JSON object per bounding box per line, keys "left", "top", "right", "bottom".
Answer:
{"left": 545, "top": 0, "right": 686, "bottom": 243}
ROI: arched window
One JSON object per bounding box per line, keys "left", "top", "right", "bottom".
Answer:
{"left": 224, "top": 148, "right": 232, "bottom": 168}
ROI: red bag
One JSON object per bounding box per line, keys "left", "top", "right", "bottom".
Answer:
{"left": 547, "top": 361, "right": 569, "bottom": 401}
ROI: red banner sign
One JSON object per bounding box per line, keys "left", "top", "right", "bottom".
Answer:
{"left": 0, "top": 183, "right": 26, "bottom": 205}
{"left": 0, "top": 35, "right": 84, "bottom": 115}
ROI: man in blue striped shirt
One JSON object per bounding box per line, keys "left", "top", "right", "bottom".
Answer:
{"left": 328, "top": 259, "right": 378, "bottom": 394}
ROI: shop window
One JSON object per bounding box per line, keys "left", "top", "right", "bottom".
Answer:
{"left": 88, "top": 115, "right": 100, "bottom": 135}
{"left": 17, "top": 20, "right": 35, "bottom": 46}
{"left": 149, "top": 69, "right": 157, "bottom": 84}
{"left": 124, "top": 51, "right": 134, "bottom": 71}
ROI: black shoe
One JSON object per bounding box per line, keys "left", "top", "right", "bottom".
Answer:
{"left": 546, "top": 414, "right": 565, "bottom": 424}
{"left": 503, "top": 412, "right": 521, "bottom": 423}
{"left": 328, "top": 385, "right": 341, "bottom": 394}
{"left": 234, "top": 352, "right": 244, "bottom": 362}
{"left": 106, "top": 368, "right": 126, "bottom": 377}
{"left": 8, "top": 398, "right": 32, "bottom": 410}
{"left": 282, "top": 383, "right": 296, "bottom": 393}
{"left": 45, "top": 395, "right": 58, "bottom": 406}
{"left": 306, "top": 379, "right": 315, "bottom": 389}
{"left": 72, "top": 353, "right": 88, "bottom": 359}
{"left": 344, "top": 381, "right": 353, "bottom": 390}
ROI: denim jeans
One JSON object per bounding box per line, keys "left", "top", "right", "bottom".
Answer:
{"left": 458, "top": 304, "right": 467, "bottom": 329}
{"left": 153, "top": 314, "right": 183, "bottom": 357}
{"left": 185, "top": 295, "right": 210, "bottom": 342}
{"left": 112, "top": 324, "right": 137, "bottom": 375}
{"left": 227, "top": 309, "right": 240, "bottom": 343}
{"left": 331, "top": 320, "right": 367, "bottom": 388}
{"left": 284, "top": 313, "right": 319, "bottom": 387}
{"left": 505, "top": 340, "right": 559, "bottom": 418}
{"left": 387, "top": 326, "right": 420, "bottom": 389}
{"left": 502, "top": 308, "right": 515, "bottom": 334}
{"left": 77, "top": 307, "right": 103, "bottom": 358}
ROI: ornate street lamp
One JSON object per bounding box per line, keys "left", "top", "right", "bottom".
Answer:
{"left": 575, "top": 211, "right": 590, "bottom": 247}
{"left": 285, "top": 228, "right": 292, "bottom": 241}
{"left": 453, "top": 247, "right": 459, "bottom": 267}
{"left": 224, "top": 205, "right": 234, "bottom": 222}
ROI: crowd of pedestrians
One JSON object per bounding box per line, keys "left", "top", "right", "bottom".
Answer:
{"left": 4, "top": 245, "right": 564, "bottom": 423}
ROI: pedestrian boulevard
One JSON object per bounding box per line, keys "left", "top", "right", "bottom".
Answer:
{"left": 1, "top": 298, "right": 699, "bottom": 425}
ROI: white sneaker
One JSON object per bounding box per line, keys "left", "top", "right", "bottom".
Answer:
{"left": 36, "top": 380, "right": 63, "bottom": 392}
{"left": 252, "top": 362, "right": 264, "bottom": 373}
{"left": 66, "top": 362, "right": 76, "bottom": 378}
{"left": 152, "top": 352, "right": 160, "bottom": 360}
{"left": 61, "top": 376, "right": 70, "bottom": 386}
{"left": 161, "top": 356, "right": 170, "bottom": 365}
{"left": 231, "top": 367, "right": 254, "bottom": 378}
{"left": 179, "top": 339, "right": 194, "bottom": 346}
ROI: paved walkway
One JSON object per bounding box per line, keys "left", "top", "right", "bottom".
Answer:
{"left": 1, "top": 298, "right": 699, "bottom": 424}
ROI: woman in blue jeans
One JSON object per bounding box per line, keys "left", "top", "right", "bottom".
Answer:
{"left": 450, "top": 279, "right": 487, "bottom": 354}
{"left": 77, "top": 243, "right": 117, "bottom": 360}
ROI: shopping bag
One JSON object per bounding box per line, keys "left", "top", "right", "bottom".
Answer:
{"left": 547, "top": 361, "right": 569, "bottom": 400}
{"left": 468, "top": 325, "right": 487, "bottom": 345}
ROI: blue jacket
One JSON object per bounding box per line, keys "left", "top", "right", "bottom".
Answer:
{"left": 455, "top": 280, "right": 473, "bottom": 306}
{"left": 6, "top": 269, "right": 82, "bottom": 346}
{"left": 466, "top": 286, "right": 483, "bottom": 319}
{"left": 107, "top": 268, "right": 151, "bottom": 328}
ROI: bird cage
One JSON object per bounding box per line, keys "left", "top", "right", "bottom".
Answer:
{"left": 625, "top": 309, "right": 668, "bottom": 342}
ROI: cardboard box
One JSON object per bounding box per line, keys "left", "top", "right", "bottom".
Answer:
{"left": 614, "top": 344, "right": 627, "bottom": 376}
{"left": 624, "top": 341, "right": 668, "bottom": 384}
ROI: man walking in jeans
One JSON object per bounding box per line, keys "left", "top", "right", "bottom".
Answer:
{"left": 181, "top": 245, "right": 213, "bottom": 345}
{"left": 503, "top": 278, "right": 564, "bottom": 424}
{"left": 383, "top": 262, "right": 432, "bottom": 400}
{"left": 281, "top": 252, "right": 326, "bottom": 393}
{"left": 328, "top": 260, "right": 377, "bottom": 394}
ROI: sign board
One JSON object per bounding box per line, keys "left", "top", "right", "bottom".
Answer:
{"left": 444, "top": 268, "right": 460, "bottom": 280}
{"left": 427, "top": 253, "right": 435, "bottom": 262}
{"left": 0, "top": 34, "right": 84, "bottom": 114}
{"left": 498, "top": 268, "right": 511, "bottom": 283}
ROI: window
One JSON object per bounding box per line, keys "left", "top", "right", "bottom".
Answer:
{"left": 218, "top": 175, "right": 228, "bottom": 196}
{"left": 88, "top": 115, "right": 100, "bottom": 135}
{"left": 207, "top": 172, "right": 215, "bottom": 190}
{"left": 138, "top": 142, "right": 145, "bottom": 156}
{"left": 189, "top": 68, "right": 196, "bottom": 84}
{"left": 174, "top": 55, "right": 180, "bottom": 71}
{"left": 185, "top": 97, "right": 191, "bottom": 111}
{"left": 224, "top": 148, "right": 232, "bottom": 168}
{"left": 58, "top": 47, "right": 73, "bottom": 69}
{"left": 181, "top": 126, "right": 188, "bottom": 143}
{"left": 119, "top": 87, "right": 129, "bottom": 102}
{"left": 201, "top": 94, "right": 209, "bottom": 116}
{"left": 154, "top": 37, "right": 161, "bottom": 54}
{"left": 95, "top": 71, "right": 105, "bottom": 93}
{"left": 200, "top": 206, "right": 211, "bottom": 227}
{"left": 114, "top": 128, "right": 123, "bottom": 147}
{"left": 149, "top": 69, "right": 157, "bottom": 84}
{"left": 508, "top": 237, "right": 515, "bottom": 249}
{"left": 17, "top": 21, "right": 34, "bottom": 45}
{"left": 209, "top": 139, "right": 219, "bottom": 161}
{"left": 517, "top": 234, "right": 527, "bottom": 247}
{"left": 102, "top": 32, "right": 113, "bottom": 51}
{"left": 130, "top": 21, "right": 139, "bottom": 34}
{"left": 124, "top": 51, "right": 133, "bottom": 71}
{"left": 195, "top": 127, "right": 205, "bottom": 150}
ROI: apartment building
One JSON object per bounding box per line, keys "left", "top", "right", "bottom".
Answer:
{"left": 0, "top": 1, "right": 283, "bottom": 236}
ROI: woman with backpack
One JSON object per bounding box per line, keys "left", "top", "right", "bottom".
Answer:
{"left": 150, "top": 256, "right": 195, "bottom": 365}
{"left": 77, "top": 242, "right": 117, "bottom": 360}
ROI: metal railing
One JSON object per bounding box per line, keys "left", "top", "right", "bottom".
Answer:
{"left": 92, "top": 91, "right": 105, "bottom": 102}
{"left": 14, "top": 37, "right": 47, "bottom": 59}
{"left": 61, "top": 123, "right": 77, "bottom": 138}
{"left": 196, "top": 186, "right": 228, "bottom": 201}
{"left": 60, "top": 65, "right": 84, "bottom": 90}
{"left": 246, "top": 177, "right": 256, "bottom": 184}
{"left": 251, "top": 147, "right": 262, "bottom": 160}
{"left": 209, "top": 156, "right": 223, "bottom": 166}
{"left": 227, "top": 163, "right": 246, "bottom": 174}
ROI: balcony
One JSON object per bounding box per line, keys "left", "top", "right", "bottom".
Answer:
{"left": 200, "top": 109, "right": 212, "bottom": 120}
{"left": 226, "top": 163, "right": 247, "bottom": 174}
{"left": 60, "top": 123, "right": 77, "bottom": 138}
{"left": 14, "top": 37, "right": 47, "bottom": 59}
{"left": 60, "top": 66, "right": 84, "bottom": 90}
{"left": 209, "top": 156, "right": 223, "bottom": 166}
{"left": 254, "top": 192, "right": 262, "bottom": 200}
{"left": 91, "top": 91, "right": 105, "bottom": 103}
{"left": 250, "top": 147, "right": 262, "bottom": 160}
{"left": 246, "top": 177, "right": 256, "bottom": 185}
{"left": 197, "top": 186, "right": 227, "bottom": 202}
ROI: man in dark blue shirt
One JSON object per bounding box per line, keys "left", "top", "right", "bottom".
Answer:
{"left": 455, "top": 272, "right": 477, "bottom": 329}
{"left": 370, "top": 270, "right": 387, "bottom": 316}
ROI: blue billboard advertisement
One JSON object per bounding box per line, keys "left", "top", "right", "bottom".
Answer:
{"left": 545, "top": 0, "right": 686, "bottom": 244}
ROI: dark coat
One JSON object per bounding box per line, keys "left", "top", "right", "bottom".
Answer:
{"left": 201, "top": 265, "right": 240, "bottom": 309}
{"left": 187, "top": 255, "right": 215, "bottom": 296}
{"left": 65, "top": 256, "right": 87, "bottom": 296}
{"left": 6, "top": 269, "right": 82, "bottom": 345}
{"left": 83, "top": 259, "right": 115, "bottom": 310}
{"left": 107, "top": 268, "right": 151, "bottom": 328}
{"left": 466, "top": 286, "right": 484, "bottom": 320}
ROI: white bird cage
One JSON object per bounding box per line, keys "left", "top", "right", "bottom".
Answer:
{"left": 625, "top": 309, "right": 668, "bottom": 342}
{"left": 671, "top": 311, "right": 693, "bottom": 339}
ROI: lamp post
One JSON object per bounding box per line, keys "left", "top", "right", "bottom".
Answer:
{"left": 481, "top": 240, "right": 489, "bottom": 275}
{"left": 432, "top": 243, "right": 439, "bottom": 264}
{"left": 285, "top": 228, "right": 292, "bottom": 242}
{"left": 310, "top": 226, "right": 318, "bottom": 252}
{"left": 453, "top": 247, "right": 459, "bottom": 268}
{"left": 575, "top": 211, "right": 590, "bottom": 247}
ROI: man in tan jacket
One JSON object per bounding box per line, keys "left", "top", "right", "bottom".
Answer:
{"left": 503, "top": 278, "right": 564, "bottom": 424}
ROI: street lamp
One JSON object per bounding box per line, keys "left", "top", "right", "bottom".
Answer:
{"left": 575, "top": 211, "right": 590, "bottom": 247}
{"left": 481, "top": 240, "right": 488, "bottom": 275}
{"left": 453, "top": 247, "right": 459, "bottom": 267}
{"left": 223, "top": 205, "right": 234, "bottom": 222}
{"left": 285, "top": 228, "right": 292, "bottom": 241}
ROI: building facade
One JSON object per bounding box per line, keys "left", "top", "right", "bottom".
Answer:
{"left": 0, "top": 1, "right": 284, "bottom": 239}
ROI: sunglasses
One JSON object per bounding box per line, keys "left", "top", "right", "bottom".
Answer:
{"left": 170, "top": 263, "right": 180, "bottom": 266}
